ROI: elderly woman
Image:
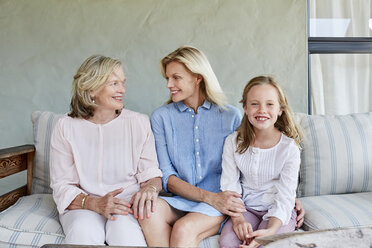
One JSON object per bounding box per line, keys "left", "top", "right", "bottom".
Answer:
{"left": 50, "top": 55, "right": 162, "bottom": 246}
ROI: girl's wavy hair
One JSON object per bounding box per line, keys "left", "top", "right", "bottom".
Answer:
{"left": 160, "top": 45, "right": 228, "bottom": 109}
{"left": 69, "top": 55, "right": 122, "bottom": 119}
{"left": 236, "top": 76, "right": 303, "bottom": 154}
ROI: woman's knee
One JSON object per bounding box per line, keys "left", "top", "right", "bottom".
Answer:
{"left": 106, "top": 214, "right": 146, "bottom": 246}
{"left": 139, "top": 198, "right": 171, "bottom": 227}
{"left": 61, "top": 210, "right": 105, "bottom": 245}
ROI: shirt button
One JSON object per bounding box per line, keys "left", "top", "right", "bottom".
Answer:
{"left": 197, "top": 163, "right": 201, "bottom": 167}
{"left": 199, "top": 176, "right": 202, "bottom": 179}
{"left": 195, "top": 126, "right": 198, "bottom": 129}
{"left": 192, "top": 115, "right": 194, "bottom": 118}
{"left": 196, "top": 152, "right": 199, "bottom": 155}
{"left": 196, "top": 138, "right": 199, "bottom": 142}
{"left": 188, "top": 109, "right": 192, "bottom": 112}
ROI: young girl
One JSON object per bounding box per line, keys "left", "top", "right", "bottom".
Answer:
{"left": 219, "top": 76, "right": 303, "bottom": 248}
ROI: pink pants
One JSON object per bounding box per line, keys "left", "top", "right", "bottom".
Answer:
{"left": 219, "top": 208, "right": 297, "bottom": 248}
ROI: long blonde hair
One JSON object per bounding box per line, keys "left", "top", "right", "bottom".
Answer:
{"left": 69, "top": 55, "right": 122, "bottom": 119}
{"left": 160, "top": 46, "right": 228, "bottom": 109}
{"left": 236, "top": 76, "right": 303, "bottom": 153}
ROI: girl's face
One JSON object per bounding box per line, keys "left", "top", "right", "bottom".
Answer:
{"left": 165, "top": 61, "right": 201, "bottom": 106}
{"left": 244, "top": 84, "right": 283, "bottom": 132}
{"left": 93, "top": 66, "right": 126, "bottom": 113}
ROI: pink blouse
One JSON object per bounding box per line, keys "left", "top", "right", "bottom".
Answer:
{"left": 50, "top": 109, "right": 162, "bottom": 214}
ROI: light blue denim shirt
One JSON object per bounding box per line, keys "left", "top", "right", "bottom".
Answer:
{"left": 150, "top": 100, "right": 242, "bottom": 216}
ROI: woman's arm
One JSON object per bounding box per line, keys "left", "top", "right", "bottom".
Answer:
{"left": 131, "top": 177, "right": 162, "bottom": 220}
{"left": 68, "top": 189, "right": 132, "bottom": 221}
{"left": 167, "top": 175, "right": 245, "bottom": 216}
{"left": 131, "top": 115, "right": 163, "bottom": 220}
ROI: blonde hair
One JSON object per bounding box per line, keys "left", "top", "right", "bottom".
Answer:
{"left": 236, "top": 76, "right": 303, "bottom": 153}
{"left": 160, "top": 46, "right": 228, "bottom": 109}
{"left": 69, "top": 55, "right": 122, "bottom": 118}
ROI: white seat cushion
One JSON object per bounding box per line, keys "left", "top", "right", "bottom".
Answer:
{"left": 0, "top": 194, "right": 64, "bottom": 247}
{"left": 300, "top": 192, "right": 372, "bottom": 231}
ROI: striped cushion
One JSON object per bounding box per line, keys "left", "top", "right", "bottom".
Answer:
{"left": 0, "top": 194, "right": 65, "bottom": 247}
{"left": 295, "top": 112, "right": 372, "bottom": 197}
{"left": 199, "top": 234, "right": 219, "bottom": 248}
{"left": 300, "top": 192, "right": 372, "bottom": 231}
{"left": 31, "top": 111, "right": 64, "bottom": 194}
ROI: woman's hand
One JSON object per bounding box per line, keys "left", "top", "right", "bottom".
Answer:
{"left": 130, "top": 184, "right": 158, "bottom": 220}
{"left": 207, "top": 191, "right": 246, "bottom": 216}
{"left": 90, "top": 188, "right": 132, "bottom": 221}
{"left": 295, "top": 198, "right": 305, "bottom": 228}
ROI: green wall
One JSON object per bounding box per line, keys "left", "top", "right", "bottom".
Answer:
{"left": 0, "top": 0, "right": 307, "bottom": 149}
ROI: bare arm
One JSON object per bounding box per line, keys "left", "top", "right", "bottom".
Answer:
{"left": 67, "top": 188, "right": 132, "bottom": 220}
{"left": 167, "top": 175, "right": 245, "bottom": 216}
{"left": 131, "top": 177, "right": 162, "bottom": 220}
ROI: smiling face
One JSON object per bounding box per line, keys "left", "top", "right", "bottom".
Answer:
{"left": 165, "top": 61, "right": 202, "bottom": 108}
{"left": 93, "top": 66, "right": 126, "bottom": 113}
{"left": 244, "top": 83, "right": 283, "bottom": 133}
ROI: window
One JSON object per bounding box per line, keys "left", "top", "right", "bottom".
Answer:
{"left": 308, "top": 0, "right": 372, "bottom": 114}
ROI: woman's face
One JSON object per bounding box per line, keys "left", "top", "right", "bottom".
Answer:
{"left": 165, "top": 61, "right": 201, "bottom": 105}
{"left": 93, "top": 66, "right": 126, "bottom": 113}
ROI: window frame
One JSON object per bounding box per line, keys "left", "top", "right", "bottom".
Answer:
{"left": 307, "top": 0, "right": 372, "bottom": 114}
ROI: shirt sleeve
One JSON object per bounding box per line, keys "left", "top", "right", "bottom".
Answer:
{"left": 49, "top": 118, "right": 85, "bottom": 214}
{"left": 220, "top": 133, "right": 242, "bottom": 194}
{"left": 264, "top": 141, "right": 300, "bottom": 225}
{"left": 150, "top": 110, "right": 180, "bottom": 192}
{"left": 135, "top": 115, "right": 163, "bottom": 183}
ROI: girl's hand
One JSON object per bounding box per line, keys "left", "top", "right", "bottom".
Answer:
{"left": 91, "top": 188, "right": 132, "bottom": 220}
{"left": 295, "top": 198, "right": 305, "bottom": 228}
{"left": 232, "top": 219, "right": 253, "bottom": 242}
{"left": 130, "top": 185, "right": 158, "bottom": 220}
{"left": 209, "top": 191, "right": 246, "bottom": 216}
{"left": 243, "top": 228, "right": 276, "bottom": 248}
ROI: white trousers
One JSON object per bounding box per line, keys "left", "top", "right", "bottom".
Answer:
{"left": 59, "top": 209, "right": 147, "bottom": 246}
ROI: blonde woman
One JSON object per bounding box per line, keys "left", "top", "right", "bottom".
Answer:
{"left": 139, "top": 46, "right": 245, "bottom": 247}
{"left": 50, "top": 55, "right": 162, "bottom": 246}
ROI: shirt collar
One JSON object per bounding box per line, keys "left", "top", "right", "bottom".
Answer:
{"left": 174, "top": 100, "right": 212, "bottom": 112}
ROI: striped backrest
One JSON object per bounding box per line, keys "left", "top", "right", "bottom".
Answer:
{"left": 295, "top": 112, "right": 372, "bottom": 197}
{"left": 31, "top": 111, "right": 64, "bottom": 194}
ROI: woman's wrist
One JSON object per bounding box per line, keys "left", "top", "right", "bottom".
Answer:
{"left": 81, "top": 194, "right": 87, "bottom": 209}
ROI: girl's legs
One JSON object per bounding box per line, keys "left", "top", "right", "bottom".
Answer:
{"left": 139, "top": 198, "right": 185, "bottom": 247}
{"left": 219, "top": 208, "right": 262, "bottom": 248}
{"left": 257, "top": 209, "right": 297, "bottom": 233}
{"left": 170, "top": 212, "right": 226, "bottom": 247}
{"left": 105, "top": 214, "right": 147, "bottom": 246}
{"left": 60, "top": 209, "right": 105, "bottom": 245}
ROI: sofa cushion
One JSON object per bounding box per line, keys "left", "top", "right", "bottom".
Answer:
{"left": 300, "top": 192, "right": 372, "bottom": 231}
{"left": 31, "top": 111, "right": 64, "bottom": 194}
{"left": 295, "top": 112, "right": 372, "bottom": 197}
{"left": 0, "top": 194, "right": 64, "bottom": 247}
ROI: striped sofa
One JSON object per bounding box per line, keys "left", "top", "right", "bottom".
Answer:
{"left": 0, "top": 111, "right": 371, "bottom": 247}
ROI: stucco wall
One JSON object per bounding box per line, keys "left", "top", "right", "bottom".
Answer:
{"left": 0, "top": 0, "right": 307, "bottom": 149}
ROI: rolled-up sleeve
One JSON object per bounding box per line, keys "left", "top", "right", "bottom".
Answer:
{"left": 220, "top": 133, "right": 242, "bottom": 194}
{"left": 135, "top": 116, "right": 163, "bottom": 183}
{"left": 50, "top": 118, "right": 85, "bottom": 214}
{"left": 150, "top": 110, "right": 179, "bottom": 192}
{"left": 265, "top": 142, "right": 300, "bottom": 225}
